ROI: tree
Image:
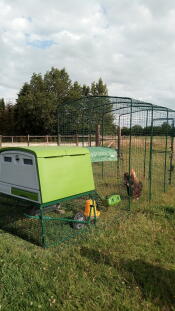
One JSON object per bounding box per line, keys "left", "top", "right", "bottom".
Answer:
{"left": 131, "top": 125, "right": 143, "bottom": 135}
{"left": 0, "top": 98, "right": 5, "bottom": 111}
{"left": 68, "top": 81, "right": 82, "bottom": 100}
{"left": 90, "top": 78, "right": 108, "bottom": 96}
{"left": 82, "top": 84, "right": 90, "bottom": 96}
{"left": 121, "top": 127, "right": 130, "bottom": 136}
{"left": 161, "top": 122, "right": 172, "bottom": 135}
{"left": 14, "top": 67, "right": 112, "bottom": 135}
{"left": 15, "top": 68, "right": 73, "bottom": 134}
{"left": 15, "top": 75, "right": 46, "bottom": 134}
{"left": 90, "top": 80, "right": 116, "bottom": 134}
{"left": 0, "top": 100, "right": 15, "bottom": 135}
{"left": 43, "top": 68, "right": 73, "bottom": 134}
{"left": 0, "top": 98, "right": 5, "bottom": 134}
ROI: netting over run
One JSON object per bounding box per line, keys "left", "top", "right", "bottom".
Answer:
{"left": 58, "top": 96, "right": 175, "bottom": 208}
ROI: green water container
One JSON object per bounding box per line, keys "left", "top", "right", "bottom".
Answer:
{"left": 105, "top": 194, "right": 121, "bottom": 207}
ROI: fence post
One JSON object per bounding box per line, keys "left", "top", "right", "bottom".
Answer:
{"left": 0, "top": 135, "right": 2, "bottom": 148}
{"left": 75, "top": 134, "right": 79, "bottom": 146}
{"left": 27, "top": 134, "right": 30, "bottom": 146}
{"left": 57, "top": 134, "right": 61, "bottom": 146}
{"left": 96, "top": 124, "right": 100, "bottom": 147}
{"left": 12, "top": 136, "right": 14, "bottom": 144}
{"left": 88, "top": 134, "right": 90, "bottom": 147}
{"left": 89, "top": 134, "right": 92, "bottom": 147}
{"left": 46, "top": 135, "right": 49, "bottom": 144}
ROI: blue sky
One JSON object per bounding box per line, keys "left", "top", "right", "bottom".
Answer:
{"left": 26, "top": 38, "right": 55, "bottom": 49}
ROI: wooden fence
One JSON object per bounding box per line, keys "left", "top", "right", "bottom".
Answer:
{"left": 0, "top": 135, "right": 117, "bottom": 148}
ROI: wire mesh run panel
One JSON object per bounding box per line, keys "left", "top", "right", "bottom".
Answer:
{"left": 59, "top": 96, "right": 175, "bottom": 207}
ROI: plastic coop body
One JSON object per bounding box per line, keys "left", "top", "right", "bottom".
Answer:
{"left": 0, "top": 147, "right": 95, "bottom": 206}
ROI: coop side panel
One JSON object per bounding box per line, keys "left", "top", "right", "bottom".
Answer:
{"left": 0, "top": 150, "right": 41, "bottom": 203}
{"left": 37, "top": 154, "right": 95, "bottom": 204}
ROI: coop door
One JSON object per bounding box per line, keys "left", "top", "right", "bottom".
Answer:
{"left": 0, "top": 151, "right": 41, "bottom": 203}
{"left": 151, "top": 118, "right": 174, "bottom": 198}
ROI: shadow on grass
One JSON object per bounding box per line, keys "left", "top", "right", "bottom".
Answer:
{"left": 163, "top": 206, "right": 175, "bottom": 215}
{"left": 122, "top": 259, "right": 175, "bottom": 311}
{"left": 0, "top": 197, "right": 42, "bottom": 246}
{"left": 0, "top": 196, "right": 89, "bottom": 247}
{"left": 140, "top": 205, "right": 175, "bottom": 224}
{"left": 80, "top": 247, "right": 175, "bottom": 310}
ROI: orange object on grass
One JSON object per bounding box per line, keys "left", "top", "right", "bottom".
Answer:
{"left": 84, "top": 199, "right": 100, "bottom": 217}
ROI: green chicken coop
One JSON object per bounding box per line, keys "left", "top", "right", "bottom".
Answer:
{"left": 0, "top": 146, "right": 120, "bottom": 247}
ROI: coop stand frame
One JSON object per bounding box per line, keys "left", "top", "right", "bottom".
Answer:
{"left": 24, "top": 190, "right": 99, "bottom": 248}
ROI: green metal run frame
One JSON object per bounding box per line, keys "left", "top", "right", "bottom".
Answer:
{"left": 25, "top": 203, "right": 98, "bottom": 248}
{"left": 24, "top": 189, "right": 99, "bottom": 248}
{"left": 151, "top": 116, "right": 175, "bottom": 193}
{"left": 59, "top": 96, "right": 175, "bottom": 209}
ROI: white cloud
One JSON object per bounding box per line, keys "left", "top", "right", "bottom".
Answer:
{"left": 0, "top": 0, "right": 175, "bottom": 109}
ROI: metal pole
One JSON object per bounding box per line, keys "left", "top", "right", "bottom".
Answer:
{"left": 82, "top": 112, "right": 85, "bottom": 147}
{"left": 128, "top": 100, "right": 133, "bottom": 209}
{"left": 143, "top": 110, "right": 148, "bottom": 177}
{"left": 57, "top": 134, "right": 61, "bottom": 146}
{"left": 57, "top": 105, "right": 60, "bottom": 146}
{"left": 95, "top": 124, "right": 100, "bottom": 147}
{"left": 101, "top": 114, "right": 105, "bottom": 179}
{"left": 163, "top": 109, "right": 169, "bottom": 192}
{"left": 118, "top": 116, "right": 121, "bottom": 158}
{"left": 88, "top": 112, "right": 92, "bottom": 147}
{"left": 101, "top": 114, "right": 104, "bottom": 147}
{"left": 40, "top": 207, "right": 47, "bottom": 248}
{"left": 169, "top": 120, "right": 175, "bottom": 185}
{"left": 117, "top": 116, "right": 121, "bottom": 171}
{"left": 148, "top": 106, "right": 154, "bottom": 201}
{"left": 0, "top": 135, "right": 2, "bottom": 148}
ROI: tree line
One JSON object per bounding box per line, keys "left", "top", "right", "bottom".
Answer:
{"left": 0, "top": 67, "right": 174, "bottom": 136}
{"left": 0, "top": 67, "right": 109, "bottom": 135}
{"left": 121, "top": 124, "right": 174, "bottom": 136}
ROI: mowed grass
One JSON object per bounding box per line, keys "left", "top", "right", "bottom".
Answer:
{"left": 0, "top": 138, "right": 175, "bottom": 311}
{"left": 0, "top": 191, "right": 175, "bottom": 311}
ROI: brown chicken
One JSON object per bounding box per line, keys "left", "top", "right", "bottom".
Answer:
{"left": 124, "top": 169, "right": 143, "bottom": 200}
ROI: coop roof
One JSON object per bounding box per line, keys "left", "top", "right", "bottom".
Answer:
{"left": 0, "top": 146, "right": 90, "bottom": 158}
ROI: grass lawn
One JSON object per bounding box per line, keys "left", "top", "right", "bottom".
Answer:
{"left": 0, "top": 189, "right": 175, "bottom": 311}
{"left": 0, "top": 139, "right": 175, "bottom": 311}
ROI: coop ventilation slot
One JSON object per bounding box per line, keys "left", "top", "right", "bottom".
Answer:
{"left": 23, "top": 159, "right": 33, "bottom": 165}
{"left": 4, "top": 156, "right": 12, "bottom": 162}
